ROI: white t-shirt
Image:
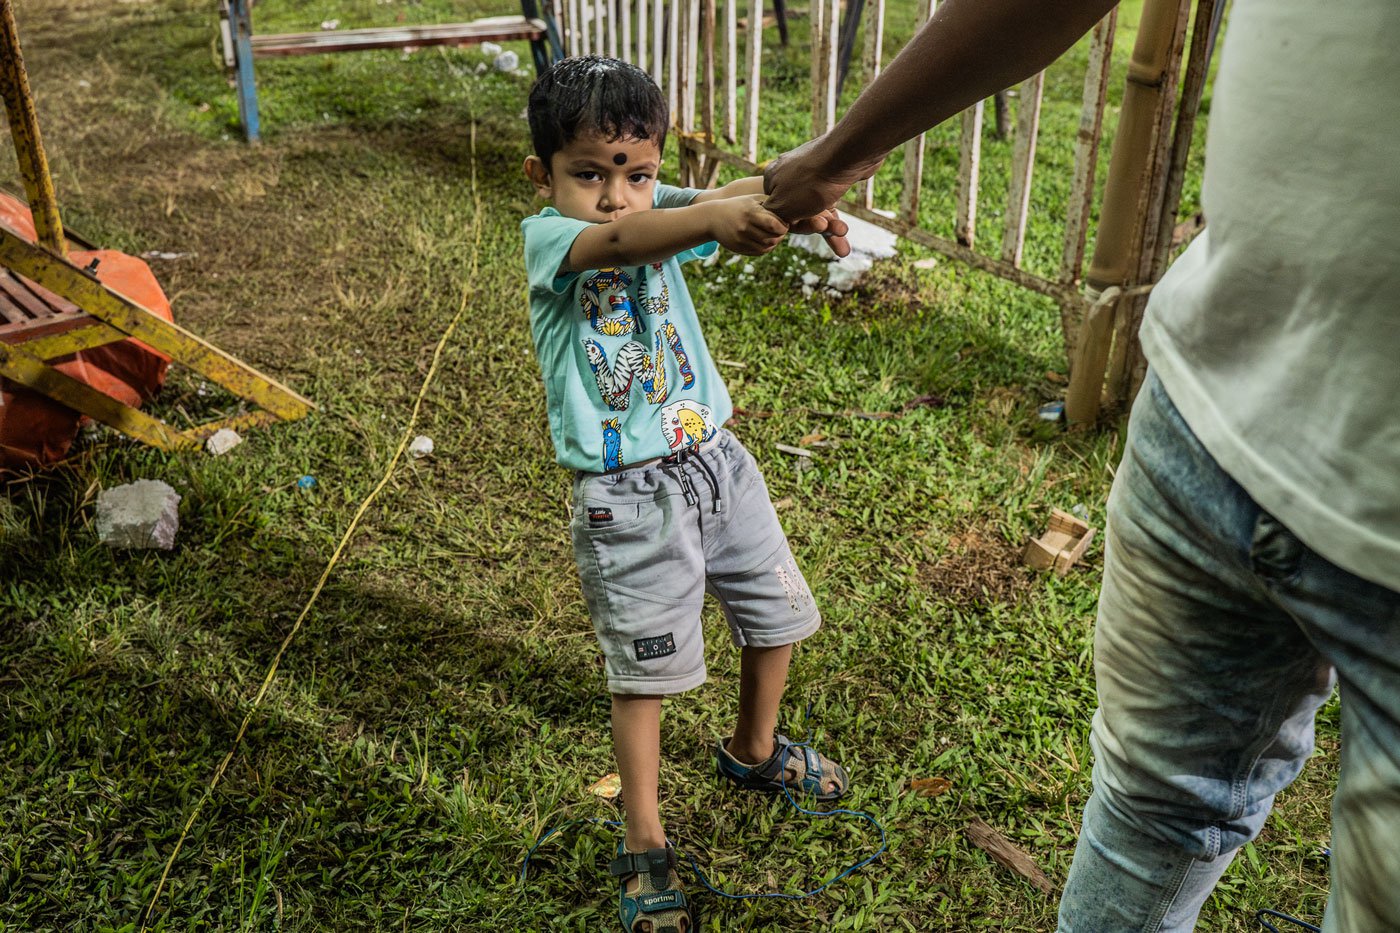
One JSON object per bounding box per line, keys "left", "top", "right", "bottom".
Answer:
{"left": 1140, "top": 0, "right": 1400, "bottom": 590}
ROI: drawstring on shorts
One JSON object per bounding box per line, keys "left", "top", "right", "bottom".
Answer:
{"left": 662, "top": 445, "right": 723, "bottom": 513}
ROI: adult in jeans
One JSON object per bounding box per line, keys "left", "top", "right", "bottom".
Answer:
{"left": 762, "top": 0, "right": 1400, "bottom": 929}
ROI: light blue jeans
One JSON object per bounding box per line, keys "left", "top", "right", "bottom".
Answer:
{"left": 1057, "top": 371, "right": 1400, "bottom": 932}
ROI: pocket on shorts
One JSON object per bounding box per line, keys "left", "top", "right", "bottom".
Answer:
{"left": 574, "top": 496, "right": 702, "bottom": 605}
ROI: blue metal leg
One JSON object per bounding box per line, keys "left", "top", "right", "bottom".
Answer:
{"left": 231, "top": 0, "right": 260, "bottom": 142}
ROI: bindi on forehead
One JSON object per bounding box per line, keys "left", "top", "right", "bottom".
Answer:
{"left": 612, "top": 152, "right": 627, "bottom": 166}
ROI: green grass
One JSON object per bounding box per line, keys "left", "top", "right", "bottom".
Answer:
{"left": 1, "top": 0, "right": 1332, "bottom": 929}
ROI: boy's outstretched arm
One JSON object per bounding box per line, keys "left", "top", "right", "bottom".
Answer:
{"left": 563, "top": 194, "right": 786, "bottom": 272}
{"left": 689, "top": 176, "right": 767, "bottom": 203}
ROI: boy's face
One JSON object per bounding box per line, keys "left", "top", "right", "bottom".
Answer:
{"left": 524, "top": 131, "right": 661, "bottom": 223}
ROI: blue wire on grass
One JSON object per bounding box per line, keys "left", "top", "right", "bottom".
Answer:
{"left": 681, "top": 737, "right": 887, "bottom": 902}
{"left": 1257, "top": 908, "right": 1322, "bottom": 932}
{"left": 520, "top": 707, "right": 887, "bottom": 903}
{"left": 519, "top": 817, "right": 624, "bottom": 884}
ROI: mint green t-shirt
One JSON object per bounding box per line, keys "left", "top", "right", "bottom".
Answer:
{"left": 521, "top": 184, "right": 731, "bottom": 473}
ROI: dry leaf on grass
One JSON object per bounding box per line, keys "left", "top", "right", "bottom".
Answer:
{"left": 586, "top": 773, "right": 622, "bottom": 799}
{"left": 911, "top": 776, "right": 953, "bottom": 797}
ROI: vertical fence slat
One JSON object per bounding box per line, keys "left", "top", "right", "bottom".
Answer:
{"left": 1103, "top": 0, "right": 1191, "bottom": 404}
{"left": 954, "top": 100, "right": 984, "bottom": 247}
{"left": 637, "top": 0, "right": 648, "bottom": 69}
{"left": 1151, "top": 0, "right": 1214, "bottom": 277}
{"left": 621, "top": 0, "right": 632, "bottom": 61}
{"left": 667, "top": 0, "right": 679, "bottom": 126}
{"left": 808, "top": 0, "right": 825, "bottom": 136}
{"left": 743, "top": 0, "right": 762, "bottom": 161}
{"left": 686, "top": 0, "right": 701, "bottom": 131}
{"left": 822, "top": 0, "right": 839, "bottom": 131}
{"left": 594, "top": 0, "right": 604, "bottom": 55}
{"left": 1059, "top": 8, "right": 1117, "bottom": 293}
{"left": 724, "top": 0, "right": 737, "bottom": 143}
{"left": 898, "top": 0, "right": 932, "bottom": 223}
{"left": 1001, "top": 71, "right": 1044, "bottom": 266}
{"left": 608, "top": 0, "right": 619, "bottom": 55}
{"left": 568, "top": 0, "right": 582, "bottom": 54}
{"left": 652, "top": 0, "right": 665, "bottom": 84}
{"left": 856, "top": 0, "right": 885, "bottom": 209}
{"left": 704, "top": 0, "right": 716, "bottom": 140}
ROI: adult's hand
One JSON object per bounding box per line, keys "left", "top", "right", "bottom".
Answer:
{"left": 760, "top": 0, "right": 1115, "bottom": 252}
{"left": 763, "top": 137, "right": 885, "bottom": 229}
{"left": 785, "top": 206, "right": 854, "bottom": 258}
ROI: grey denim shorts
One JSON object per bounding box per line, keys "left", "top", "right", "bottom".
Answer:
{"left": 570, "top": 429, "right": 821, "bottom": 695}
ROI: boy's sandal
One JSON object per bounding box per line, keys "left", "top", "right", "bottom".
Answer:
{"left": 715, "top": 733, "right": 849, "bottom": 802}
{"left": 609, "top": 844, "right": 697, "bottom": 933}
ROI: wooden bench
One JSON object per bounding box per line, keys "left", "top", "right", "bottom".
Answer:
{"left": 219, "top": 0, "right": 562, "bottom": 141}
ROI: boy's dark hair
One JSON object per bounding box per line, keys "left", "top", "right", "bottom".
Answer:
{"left": 527, "top": 56, "right": 669, "bottom": 169}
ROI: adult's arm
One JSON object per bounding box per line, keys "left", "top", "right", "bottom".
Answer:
{"left": 764, "top": 0, "right": 1120, "bottom": 223}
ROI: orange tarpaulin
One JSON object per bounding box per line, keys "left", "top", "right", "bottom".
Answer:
{"left": 0, "top": 193, "right": 173, "bottom": 470}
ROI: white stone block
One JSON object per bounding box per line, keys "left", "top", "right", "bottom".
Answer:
{"left": 205, "top": 428, "right": 243, "bottom": 456}
{"left": 95, "top": 480, "right": 181, "bottom": 550}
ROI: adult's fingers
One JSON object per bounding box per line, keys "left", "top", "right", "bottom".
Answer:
{"left": 823, "top": 232, "right": 852, "bottom": 258}
{"left": 821, "top": 211, "right": 849, "bottom": 239}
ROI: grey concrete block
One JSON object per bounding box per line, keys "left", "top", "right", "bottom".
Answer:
{"left": 95, "top": 479, "right": 182, "bottom": 550}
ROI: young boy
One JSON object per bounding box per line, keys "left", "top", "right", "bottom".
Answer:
{"left": 521, "top": 56, "right": 849, "bottom": 932}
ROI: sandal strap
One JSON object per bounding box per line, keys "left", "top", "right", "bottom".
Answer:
{"left": 609, "top": 846, "right": 678, "bottom": 892}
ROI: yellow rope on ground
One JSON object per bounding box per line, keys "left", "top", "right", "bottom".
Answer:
{"left": 141, "top": 122, "right": 482, "bottom": 931}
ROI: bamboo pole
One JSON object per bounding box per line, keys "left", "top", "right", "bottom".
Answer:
{"left": 1001, "top": 71, "right": 1044, "bottom": 267}
{"left": 0, "top": 0, "right": 66, "bottom": 256}
{"left": 1102, "top": 0, "right": 1190, "bottom": 411}
{"left": 1058, "top": 6, "right": 1117, "bottom": 352}
{"left": 1066, "top": 0, "right": 1190, "bottom": 423}
{"left": 637, "top": 0, "right": 648, "bottom": 71}
{"left": 1106, "top": 0, "right": 1211, "bottom": 404}
{"left": 1151, "top": 0, "right": 1214, "bottom": 280}
{"left": 593, "top": 0, "right": 604, "bottom": 55}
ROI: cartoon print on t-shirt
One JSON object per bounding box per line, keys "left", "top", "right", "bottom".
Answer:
{"left": 638, "top": 262, "right": 669, "bottom": 316}
{"left": 580, "top": 268, "right": 642, "bottom": 337}
{"left": 661, "top": 399, "right": 716, "bottom": 452}
{"left": 582, "top": 322, "right": 695, "bottom": 410}
{"left": 601, "top": 418, "right": 624, "bottom": 471}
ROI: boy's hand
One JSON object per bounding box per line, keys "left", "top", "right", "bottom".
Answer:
{"left": 710, "top": 194, "right": 789, "bottom": 256}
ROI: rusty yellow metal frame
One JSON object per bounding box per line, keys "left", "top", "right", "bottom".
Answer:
{"left": 0, "top": 0, "right": 313, "bottom": 454}
{"left": 0, "top": 226, "right": 314, "bottom": 449}
{"left": 0, "top": 0, "right": 64, "bottom": 256}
